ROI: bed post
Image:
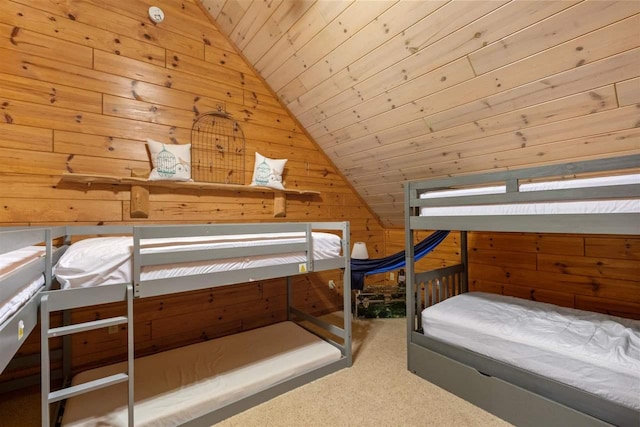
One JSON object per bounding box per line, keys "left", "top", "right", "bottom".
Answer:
{"left": 40, "top": 295, "right": 50, "bottom": 427}
{"left": 44, "top": 229, "right": 53, "bottom": 289}
{"left": 286, "top": 277, "right": 292, "bottom": 321}
{"left": 461, "top": 231, "right": 468, "bottom": 294}
{"left": 126, "top": 284, "right": 134, "bottom": 427}
{"left": 342, "top": 221, "right": 352, "bottom": 366}
{"left": 405, "top": 182, "right": 416, "bottom": 362}
{"left": 62, "top": 311, "right": 72, "bottom": 384}
{"left": 132, "top": 228, "right": 141, "bottom": 298}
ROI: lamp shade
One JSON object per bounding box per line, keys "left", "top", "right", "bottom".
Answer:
{"left": 352, "top": 242, "right": 369, "bottom": 260}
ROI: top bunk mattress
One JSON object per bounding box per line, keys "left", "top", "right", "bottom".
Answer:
{"left": 419, "top": 173, "right": 640, "bottom": 216}
{"left": 54, "top": 232, "right": 342, "bottom": 289}
{"left": 0, "top": 246, "right": 46, "bottom": 324}
{"left": 421, "top": 292, "right": 640, "bottom": 411}
{"left": 61, "top": 321, "right": 342, "bottom": 426}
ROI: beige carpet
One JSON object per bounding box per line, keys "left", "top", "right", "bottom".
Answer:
{"left": 0, "top": 316, "right": 511, "bottom": 427}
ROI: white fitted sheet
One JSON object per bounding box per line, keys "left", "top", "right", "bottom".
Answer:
{"left": 421, "top": 292, "right": 640, "bottom": 410}
{"left": 62, "top": 321, "right": 342, "bottom": 427}
{"left": 420, "top": 173, "right": 640, "bottom": 216}
{"left": 54, "top": 232, "right": 342, "bottom": 289}
{"left": 0, "top": 246, "right": 46, "bottom": 324}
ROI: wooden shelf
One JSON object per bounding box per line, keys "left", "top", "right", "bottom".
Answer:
{"left": 59, "top": 173, "right": 320, "bottom": 218}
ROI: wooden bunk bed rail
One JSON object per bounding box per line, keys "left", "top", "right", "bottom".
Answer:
{"left": 131, "top": 222, "right": 347, "bottom": 298}
{"left": 407, "top": 154, "right": 640, "bottom": 235}
{"left": 413, "top": 264, "right": 466, "bottom": 331}
{"left": 411, "top": 213, "right": 639, "bottom": 235}
{"left": 408, "top": 154, "right": 640, "bottom": 194}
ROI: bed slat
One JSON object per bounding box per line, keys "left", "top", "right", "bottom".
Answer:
{"left": 413, "top": 265, "right": 466, "bottom": 331}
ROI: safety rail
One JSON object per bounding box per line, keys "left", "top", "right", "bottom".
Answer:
{"left": 412, "top": 264, "right": 466, "bottom": 331}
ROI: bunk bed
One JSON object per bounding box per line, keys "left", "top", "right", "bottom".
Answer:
{"left": 404, "top": 155, "right": 640, "bottom": 427}
{"left": 40, "top": 222, "right": 352, "bottom": 427}
{"left": 0, "top": 227, "right": 63, "bottom": 377}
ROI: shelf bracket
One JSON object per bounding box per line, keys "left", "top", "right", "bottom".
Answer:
{"left": 274, "top": 193, "right": 286, "bottom": 218}
{"left": 130, "top": 169, "right": 149, "bottom": 219}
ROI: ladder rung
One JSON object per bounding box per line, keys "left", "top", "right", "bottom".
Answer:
{"left": 48, "top": 373, "right": 128, "bottom": 403}
{"left": 48, "top": 316, "right": 128, "bottom": 338}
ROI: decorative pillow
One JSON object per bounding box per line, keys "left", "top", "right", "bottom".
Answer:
{"left": 146, "top": 139, "right": 192, "bottom": 181}
{"left": 250, "top": 152, "right": 287, "bottom": 190}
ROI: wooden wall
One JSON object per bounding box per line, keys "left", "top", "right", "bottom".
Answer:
{"left": 385, "top": 229, "right": 462, "bottom": 272}
{"left": 386, "top": 229, "right": 640, "bottom": 320}
{"left": 468, "top": 232, "right": 640, "bottom": 319}
{"left": 0, "top": 0, "right": 383, "bottom": 383}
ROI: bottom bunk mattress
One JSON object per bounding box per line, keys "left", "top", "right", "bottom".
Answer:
{"left": 62, "top": 321, "right": 342, "bottom": 426}
{"left": 0, "top": 246, "right": 46, "bottom": 325}
{"left": 421, "top": 292, "right": 640, "bottom": 411}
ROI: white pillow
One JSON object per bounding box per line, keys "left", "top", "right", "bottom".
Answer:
{"left": 250, "top": 152, "right": 287, "bottom": 190}
{"left": 147, "top": 139, "right": 191, "bottom": 181}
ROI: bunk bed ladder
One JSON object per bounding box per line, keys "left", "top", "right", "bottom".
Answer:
{"left": 41, "top": 285, "right": 135, "bottom": 427}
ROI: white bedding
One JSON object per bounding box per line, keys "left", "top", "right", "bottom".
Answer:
{"left": 0, "top": 246, "right": 46, "bottom": 324}
{"left": 420, "top": 173, "right": 640, "bottom": 216}
{"left": 54, "top": 232, "right": 342, "bottom": 289}
{"left": 62, "top": 321, "right": 342, "bottom": 426}
{"left": 421, "top": 292, "right": 640, "bottom": 410}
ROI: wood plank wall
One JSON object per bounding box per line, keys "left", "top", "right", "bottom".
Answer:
{"left": 468, "top": 232, "right": 640, "bottom": 319}
{"left": 386, "top": 229, "right": 640, "bottom": 320}
{"left": 0, "top": 0, "right": 383, "bottom": 383}
{"left": 385, "top": 229, "right": 463, "bottom": 273}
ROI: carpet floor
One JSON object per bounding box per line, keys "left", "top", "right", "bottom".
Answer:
{"left": 0, "top": 315, "right": 511, "bottom": 426}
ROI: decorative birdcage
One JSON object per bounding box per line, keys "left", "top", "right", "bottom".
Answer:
{"left": 190, "top": 112, "right": 245, "bottom": 184}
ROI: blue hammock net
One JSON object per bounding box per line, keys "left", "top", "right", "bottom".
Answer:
{"left": 350, "top": 230, "right": 450, "bottom": 290}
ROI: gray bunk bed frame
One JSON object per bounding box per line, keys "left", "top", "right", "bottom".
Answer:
{"left": 404, "top": 154, "right": 640, "bottom": 427}
{"left": 39, "top": 221, "right": 352, "bottom": 427}
{"left": 0, "top": 228, "right": 64, "bottom": 381}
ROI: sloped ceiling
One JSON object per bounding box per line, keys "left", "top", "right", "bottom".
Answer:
{"left": 200, "top": 0, "right": 640, "bottom": 228}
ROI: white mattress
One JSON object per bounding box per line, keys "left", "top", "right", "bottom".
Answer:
{"left": 420, "top": 173, "right": 640, "bottom": 216}
{"left": 421, "top": 292, "right": 640, "bottom": 410}
{"left": 0, "top": 246, "right": 46, "bottom": 324}
{"left": 54, "top": 232, "right": 342, "bottom": 289}
{"left": 62, "top": 321, "right": 342, "bottom": 426}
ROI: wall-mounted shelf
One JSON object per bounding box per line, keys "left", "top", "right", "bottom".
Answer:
{"left": 59, "top": 172, "right": 320, "bottom": 218}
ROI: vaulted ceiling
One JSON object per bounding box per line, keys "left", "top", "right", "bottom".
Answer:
{"left": 200, "top": 0, "right": 640, "bottom": 228}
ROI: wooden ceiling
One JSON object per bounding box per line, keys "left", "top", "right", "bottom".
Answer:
{"left": 200, "top": 0, "right": 640, "bottom": 228}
